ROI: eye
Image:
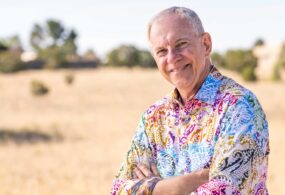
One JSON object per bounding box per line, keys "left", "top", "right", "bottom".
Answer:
{"left": 176, "top": 41, "right": 188, "bottom": 49}
{"left": 156, "top": 49, "right": 167, "bottom": 57}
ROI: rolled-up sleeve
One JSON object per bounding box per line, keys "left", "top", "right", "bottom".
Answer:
{"left": 111, "top": 113, "right": 161, "bottom": 195}
{"left": 193, "top": 93, "right": 269, "bottom": 194}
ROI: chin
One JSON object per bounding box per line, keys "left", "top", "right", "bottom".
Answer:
{"left": 174, "top": 79, "right": 193, "bottom": 89}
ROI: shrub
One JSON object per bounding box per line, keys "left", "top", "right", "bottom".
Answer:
{"left": 39, "top": 46, "right": 68, "bottom": 69}
{"left": 138, "top": 50, "right": 156, "bottom": 68}
{"left": 0, "top": 51, "right": 24, "bottom": 73}
{"left": 211, "top": 52, "right": 226, "bottom": 68}
{"left": 241, "top": 66, "right": 257, "bottom": 81}
{"left": 224, "top": 49, "right": 257, "bottom": 72}
{"left": 253, "top": 38, "right": 265, "bottom": 47}
{"left": 30, "top": 19, "right": 78, "bottom": 69}
{"left": 64, "top": 73, "right": 74, "bottom": 85}
{"left": 30, "top": 80, "right": 49, "bottom": 96}
{"left": 272, "top": 63, "right": 281, "bottom": 81}
{"left": 107, "top": 45, "right": 139, "bottom": 67}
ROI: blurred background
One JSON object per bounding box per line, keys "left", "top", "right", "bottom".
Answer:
{"left": 0, "top": 0, "right": 284, "bottom": 194}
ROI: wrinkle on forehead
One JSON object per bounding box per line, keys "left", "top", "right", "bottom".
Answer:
{"left": 149, "top": 15, "right": 195, "bottom": 51}
{"left": 149, "top": 14, "right": 194, "bottom": 36}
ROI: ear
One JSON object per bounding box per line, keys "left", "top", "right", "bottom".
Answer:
{"left": 202, "top": 32, "right": 212, "bottom": 57}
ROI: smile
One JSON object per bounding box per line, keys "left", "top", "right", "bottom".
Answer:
{"left": 169, "top": 64, "right": 190, "bottom": 73}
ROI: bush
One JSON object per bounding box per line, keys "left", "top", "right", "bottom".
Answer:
{"left": 138, "top": 50, "right": 156, "bottom": 68}
{"left": 39, "top": 46, "right": 68, "bottom": 69}
{"left": 253, "top": 38, "right": 265, "bottom": 47}
{"left": 224, "top": 49, "right": 258, "bottom": 81}
{"left": 224, "top": 50, "right": 257, "bottom": 71}
{"left": 64, "top": 73, "right": 74, "bottom": 85}
{"left": 30, "top": 80, "right": 49, "bottom": 96}
{"left": 0, "top": 42, "right": 8, "bottom": 52}
{"left": 211, "top": 52, "right": 226, "bottom": 68}
{"left": 241, "top": 66, "right": 257, "bottom": 81}
{"left": 0, "top": 51, "right": 24, "bottom": 73}
{"left": 30, "top": 19, "right": 78, "bottom": 69}
{"left": 107, "top": 45, "right": 139, "bottom": 67}
{"left": 272, "top": 63, "right": 281, "bottom": 81}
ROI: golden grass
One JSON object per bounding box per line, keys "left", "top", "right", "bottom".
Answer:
{"left": 0, "top": 67, "right": 284, "bottom": 194}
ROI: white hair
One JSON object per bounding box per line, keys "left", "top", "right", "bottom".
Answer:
{"left": 147, "top": 6, "right": 205, "bottom": 40}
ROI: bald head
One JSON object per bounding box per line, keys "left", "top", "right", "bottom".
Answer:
{"left": 148, "top": 7, "right": 205, "bottom": 41}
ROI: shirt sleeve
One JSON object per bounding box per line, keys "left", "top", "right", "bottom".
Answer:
{"left": 111, "top": 113, "right": 161, "bottom": 195}
{"left": 193, "top": 92, "right": 269, "bottom": 194}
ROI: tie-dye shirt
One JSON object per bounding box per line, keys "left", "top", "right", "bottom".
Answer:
{"left": 111, "top": 67, "right": 269, "bottom": 195}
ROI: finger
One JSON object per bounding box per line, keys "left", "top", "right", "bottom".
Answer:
{"left": 134, "top": 168, "right": 145, "bottom": 179}
{"left": 150, "top": 163, "right": 160, "bottom": 177}
{"left": 138, "top": 164, "right": 153, "bottom": 177}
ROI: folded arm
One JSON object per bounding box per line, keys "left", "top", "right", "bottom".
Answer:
{"left": 111, "top": 114, "right": 162, "bottom": 195}
{"left": 111, "top": 114, "right": 209, "bottom": 195}
{"left": 193, "top": 94, "right": 269, "bottom": 194}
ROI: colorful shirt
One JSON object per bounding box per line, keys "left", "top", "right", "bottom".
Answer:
{"left": 111, "top": 67, "right": 269, "bottom": 195}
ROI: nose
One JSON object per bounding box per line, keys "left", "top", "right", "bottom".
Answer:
{"left": 167, "top": 48, "right": 181, "bottom": 65}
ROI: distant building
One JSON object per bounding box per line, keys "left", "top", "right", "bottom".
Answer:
{"left": 253, "top": 43, "right": 283, "bottom": 80}
{"left": 21, "top": 51, "right": 37, "bottom": 62}
{"left": 20, "top": 50, "right": 99, "bottom": 69}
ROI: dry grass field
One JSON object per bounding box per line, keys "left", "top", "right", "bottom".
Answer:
{"left": 0, "top": 67, "right": 284, "bottom": 195}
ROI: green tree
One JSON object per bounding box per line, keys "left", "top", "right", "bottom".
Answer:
{"left": 241, "top": 66, "right": 257, "bottom": 81}
{"left": 253, "top": 38, "right": 265, "bottom": 47}
{"left": 138, "top": 50, "right": 156, "bottom": 68}
{"left": 224, "top": 49, "right": 257, "bottom": 81}
{"left": 47, "top": 20, "right": 64, "bottom": 46}
{"left": 30, "top": 24, "right": 44, "bottom": 50}
{"left": 211, "top": 52, "right": 225, "bottom": 67}
{"left": 0, "top": 35, "right": 23, "bottom": 52}
{"left": 0, "top": 51, "right": 24, "bottom": 73}
{"left": 224, "top": 49, "right": 256, "bottom": 71}
{"left": 0, "top": 36, "right": 24, "bottom": 73}
{"left": 0, "top": 41, "right": 8, "bottom": 52}
{"left": 30, "top": 19, "right": 78, "bottom": 69}
{"left": 106, "top": 45, "right": 158, "bottom": 68}
{"left": 106, "top": 45, "right": 139, "bottom": 67}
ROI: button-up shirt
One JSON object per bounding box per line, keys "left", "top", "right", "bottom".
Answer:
{"left": 111, "top": 67, "right": 269, "bottom": 194}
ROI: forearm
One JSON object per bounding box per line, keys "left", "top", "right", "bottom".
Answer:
{"left": 112, "top": 177, "right": 161, "bottom": 195}
{"left": 152, "top": 170, "right": 208, "bottom": 195}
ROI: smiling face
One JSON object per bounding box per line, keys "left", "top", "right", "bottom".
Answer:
{"left": 149, "top": 14, "right": 212, "bottom": 99}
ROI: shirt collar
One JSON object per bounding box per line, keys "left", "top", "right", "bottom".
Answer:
{"left": 167, "top": 66, "right": 223, "bottom": 108}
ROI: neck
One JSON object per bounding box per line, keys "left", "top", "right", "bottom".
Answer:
{"left": 179, "top": 62, "right": 213, "bottom": 104}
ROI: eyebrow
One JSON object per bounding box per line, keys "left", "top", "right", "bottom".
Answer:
{"left": 175, "top": 38, "right": 191, "bottom": 43}
{"left": 154, "top": 46, "right": 166, "bottom": 52}
{"left": 153, "top": 37, "right": 191, "bottom": 52}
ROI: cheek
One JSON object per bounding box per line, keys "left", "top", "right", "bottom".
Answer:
{"left": 156, "top": 58, "right": 167, "bottom": 70}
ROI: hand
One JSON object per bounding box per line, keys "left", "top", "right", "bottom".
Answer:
{"left": 152, "top": 168, "right": 210, "bottom": 195}
{"left": 134, "top": 163, "right": 161, "bottom": 179}
{"left": 194, "top": 168, "right": 209, "bottom": 184}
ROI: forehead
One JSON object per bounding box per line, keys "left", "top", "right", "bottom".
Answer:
{"left": 149, "top": 14, "right": 196, "bottom": 47}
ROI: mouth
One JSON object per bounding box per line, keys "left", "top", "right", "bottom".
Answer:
{"left": 169, "top": 63, "right": 191, "bottom": 73}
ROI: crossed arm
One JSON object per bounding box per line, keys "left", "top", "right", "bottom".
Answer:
{"left": 111, "top": 114, "right": 209, "bottom": 195}
{"left": 111, "top": 94, "right": 269, "bottom": 195}
{"left": 134, "top": 163, "right": 209, "bottom": 195}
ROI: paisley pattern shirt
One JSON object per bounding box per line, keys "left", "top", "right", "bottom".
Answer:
{"left": 111, "top": 67, "right": 269, "bottom": 195}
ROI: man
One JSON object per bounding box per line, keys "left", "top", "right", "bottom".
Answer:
{"left": 111, "top": 7, "right": 269, "bottom": 195}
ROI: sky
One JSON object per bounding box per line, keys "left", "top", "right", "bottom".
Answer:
{"left": 1, "top": 0, "right": 285, "bottom": 57}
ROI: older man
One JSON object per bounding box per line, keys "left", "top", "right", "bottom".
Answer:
{"left": 111, "top": 7, "right": 269, "bottom": 195}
